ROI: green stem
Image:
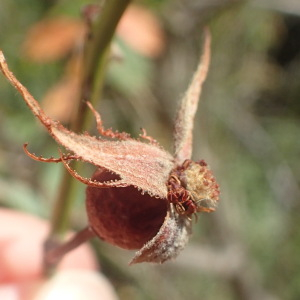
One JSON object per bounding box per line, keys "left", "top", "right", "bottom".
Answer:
{"left": 45, "top": 0, "right": 131, "bottom": 271}
{"left": 74, "top": 0, "right": 131, "bottom": 132}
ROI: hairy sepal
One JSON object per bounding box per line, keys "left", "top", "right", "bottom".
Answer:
{"left": 0, "top": 51, "right": 174, "bottom": 198}
{"left": 130, "top": 205, "right": 192, "bottom": 264}
{"left": 52, "top": 125, "right": 174, "bottom": 197}
{"left": 173, "top": 29, "right": 211, "bottom": 164}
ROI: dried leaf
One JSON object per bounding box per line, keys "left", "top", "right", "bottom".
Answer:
{"left": 23, "top": 17, "right": 85, "bottom": 62}
{"left": 117, "top": 4, "right": 165, "bottom": 57}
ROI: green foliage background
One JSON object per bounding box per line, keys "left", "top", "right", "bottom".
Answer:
{"left": 0, "top": 0, "right": 299, "bottom": 299}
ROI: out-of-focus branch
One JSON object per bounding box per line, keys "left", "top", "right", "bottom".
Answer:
{"left": 74, "top": 0, "right": 131, "bottom": 132}
{"left": 46, "top": 0, "right": 131, "bottom": 273}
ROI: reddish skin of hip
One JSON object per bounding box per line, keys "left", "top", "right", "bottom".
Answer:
{"left": 86, "top": 168, "right": 168, "bottom": 250}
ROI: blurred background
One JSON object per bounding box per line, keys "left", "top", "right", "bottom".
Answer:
{"left": 0, "top": 0, "right": 299, "bottom": 299}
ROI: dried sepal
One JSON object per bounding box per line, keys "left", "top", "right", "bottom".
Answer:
{"left": 52, "top": 126, "right": 174, "bottom": 197}
{"left": 0, "top": 52, "right": 173, "bottom": 198}
{"left": 23, "top": 143, "right": 78, "bottom": 163}
{"left": 86, "top": 101, "right": 131, "bottom": 140}
{"left": 60, "top": 152, "right": 130, "bottom": 188}
{"left": 173, "top": 28, "right": 211, "bottom": 165}
{"left": 130, "top": 205, "right": 192, "bottom": 264}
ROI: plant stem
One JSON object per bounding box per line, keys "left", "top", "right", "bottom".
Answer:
{"left": 45, "top": 0, "right": 131, "bottom": 271}
{"left": 75, "top": 0, "right": 131, "bottom": 131}
{"left": 45, "top": 227, "right": 96, "bottom": 267}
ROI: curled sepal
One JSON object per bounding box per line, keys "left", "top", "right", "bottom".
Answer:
{"left": 129, "top": 205, "right": 192, "bottom": 264}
